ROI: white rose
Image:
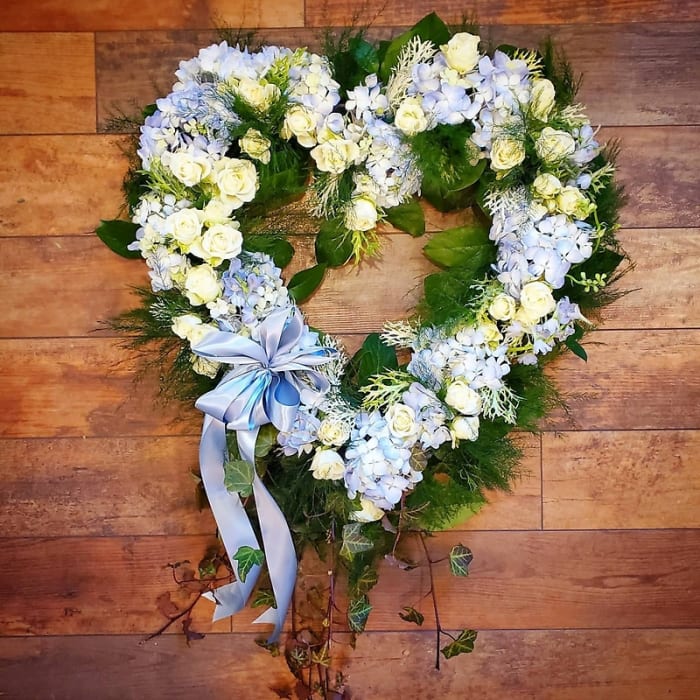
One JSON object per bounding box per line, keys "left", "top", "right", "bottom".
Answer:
{"left": 350, "top": 497, "right": 384, "bottom": 523}
{"left": 183, "top": 264, "right": 221, "bottom": 305}
{"left": 213, "top": 158, "right": 258, "bottom": 209}
{"left": 520, "top": 281, "right": 556, "bottom": 320}
{"left": 479, "top": 322, "right": 502, "bottom": 346}
{"left": 239, "top": 128, "right": 272, "bottom": 164}
{"left": 490, "top": 136, "right": 526, "bottom": 172}
{"left": 310, "top": 139, "right": 360, "bottom": 174}
{"left": 191, "top": 355, "right": 220, "bottom": 378}
{"left": 394, "top": 98, "right": 429, "bottom": 136}
{"left": 444, "top": 378, "right": 482, "bottom": 416}
{"left": 529, "top": 78, "right": 556, "bottom": 121}
{"left": 281, "top": 105, "right": 318, "bottom": 148}
{"left": 556, "top": 186, "right": 592, "bottom": 219}
{"left": 440, "top": 32, "right": 481, "bottom": 73}
{"left": 171, "top": 313, "right": 204, "bottom": 340}
{"left": 345, "top": 196, "right": 378, "bottom": 232}
{"left": 488, "top": 293, "right": 517, "bottom": 321}
{"left": 164, "top": 151, "right": 212, "bottom": 187}
{"left": 310, "top": 449, "right": 346, "bottom": 480}
{"left": 235, "top": 78, "right": 280, "bottom": 112}
{"left": 532, "top": 173, "right": 562, "bottom": 200}
{"left": 535, "top": 127, "right": 576, "bottom": 163}
{"left": 451, "top": 415, "right": 480, "bottom": 442}
{"left": 386, "top": 403, "right": 418, "bottom": 440}
{"left": 200, "top": 199, "right": 235, "bottom": 225}
{"left": 317, "top": 418, "right": 350, "bottom": 447}
{"left": 190, "top": 222, "right": 243, "bottom": 266}
{"left": 166, "top": 208, "right": 203, "bottom": 248}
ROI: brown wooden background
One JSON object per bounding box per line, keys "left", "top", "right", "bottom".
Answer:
{"left": 1, "top": 1, "right": 699, "bottom": 698}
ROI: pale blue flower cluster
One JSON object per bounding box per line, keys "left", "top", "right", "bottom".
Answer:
{"left": 402, "top": 383, "right": 451, "bottom": 450}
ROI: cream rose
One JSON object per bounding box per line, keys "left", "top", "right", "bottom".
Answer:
{"left": 281, "top": 105, "right": 318, "bottom": 148}
{"left": 535, "top": 127, "right": 576, "bottom": 163}
{"left": 164, "top": 151, "right": 212, "bottom": 187}
{"left": 190, "top": 222, "right": 243, "bottom": 266}
{"left": 166, "top": 208, "right": 203, "bottom": 248}
{"left": 519, "top": 281, "right": 556, "bottom": 320}
{"left": 451, "top": 415, "right": 480, "bottom": 442}
{"left": 350, "top": 497, "right": 384, "bottom": 523}
{"left": 394, "top": 98, "right": 429, "bottom": 136}
{"left": 239, "top": 128, "right": 272, "bottom": 164}
{"left": 441, "top": 32, "right": 481, "bottom": 73}
{"left": 529, "top": 78, "right": 556, "bottom": 121}
{"left": 310, "top": 139, "right": 360, "bottom": 175}
{"left": 490, "top": 136, "right": 526, "bottom": 172}
{"left": 191, "top": 356, "right": 220, "bottom": 378}
{"left": 488, "top": 293, "right": 517, "bottom": 321}
{"left": 556, "top": 186, "right": 592, "bottom": 218}
{"left": 479, "top": 321, "right": 502, "bottom": 346}
{"left": 317, "top": 418, "right": 350, "bottom": 447}
{"left": 213, "top": 158, "right": 258, "bottom": 209}
{"left": 310, "top": 449, "right": 346, "bottom": 480}
{"left": 200, "top": 199, "right": 235, "bottom": 225}
{"left": 386, "top": 403, "right": 418, "bottom": 440}
{"left": 235, "top": 77, "right": 280, "bottom": 112}
{"left": 345, "top": 196, "right": 378, "bottom": 232}
{"left": 171, "top": 313, "right": 205, "bottom": 340}
{"left": 444, "top": 378, "right": 482, "bottom": 416}
{"left": 183, "top": 264, "right": 221, "bottom": 305}
{"left": 532, "top": 172, "right": 562, "bottom": 200}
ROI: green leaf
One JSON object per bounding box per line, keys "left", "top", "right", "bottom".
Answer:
{"left": 349, "top": 564, "right": 379, "bottom": 597}
{"left": 315, "top": 220, "right": 353, "bottom": 266}
{"left": 288, "top": 263, "right": 327, "bottom": 303}
{"left": 441, "top": 629, "right": 478, "bottom": 659}
{"left": 347, "top": 594, "right": 372, "bottom": 633}
{"left": 379, "top": 12, "right": 451, "bottom": 82}
{"left": 242, "top": 234, "right": 294, "bottom": 268}
{"left": 449, "top": 544, "right": 473, "bottom": 577}
{"left": 347, "top": 333, "right": 399, "bottom": 388}
{"left": 399, "top": 606, "right": 425, "bottom": 626}
{"left": 385, "top": 199, "right": 426, "bottom": 237}
{"left": 251, "top": 588, "right": 277, "bottom": 609}
{"left": 232, "top": 545, "right": 264, "bottom": 583}
{"left": 223, "top": 459, "right": 255, "bottom": 497}
{"left": 96, "top": 220, "right": 141, "bottom": 259}
{"left": 423, "top": 223, "right": 492, "bottom": 270}
{"left": 340, "top": 522, "right": 374, "bottom": 560}
{"left": 350, "top": 36, "right": 380, "bottom": 73}
{"left": 565, "top": 324, "right": 588, "bottom": 361}
{"left": 254, "top": 424, "right": 278, "bottom": 458}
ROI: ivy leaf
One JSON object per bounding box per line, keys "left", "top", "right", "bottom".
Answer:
{"left": 349, "top": 564, "right": 379, "bottom": 597}
{"left": 385, "top": 199, "right": 426, "bottom": 237}
{"left": 223, "top": 459, "right": 255, "bottom": 497}
{"left": 95, "top": 220, "right": 141, "bottom": 259}
{"left": 565, "top": 324, "right": 588, "bottom": 361}
{"left": 254, "top": 424, "right": 278, "bottom": 458}
{"left": 288, "top": 264, "right": 327, "bottom": 303}
{"left": 232, "top": 545, "right": 264, "bottom": 583}
{"left": 243, "top": 234, "right": 294, "bottom": 268}
{"left": 251, "top": 588, "right": 277, "bottom": 609}
{"left": 399, "top": 606, "right": 425, "bottom": 626}
{"left": 346, "top": 333, "right": 398, "bottom": 388}
{"left": 340, "top": 522, "right": 374, "bottom": 560}
{"left": 315, "top": 220, "right": 353, "bottom": 267}
{"left": 441, "top": 629, "right": 478, "bottom": 659}
{"left": 347, "top": 595, "right": 372, "bottom": 633}
{"left": 423, "top": 223, "right": 493, "bottom": 270}
{"left": 379, "top": 13, "right": 451, "bottom": 82}
{"left": 449, "top": 544, "right": 473, "bottom": 577}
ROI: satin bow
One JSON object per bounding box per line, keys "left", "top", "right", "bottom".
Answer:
{"left": 191, "top": 307, "right": 334, "bottom": 641}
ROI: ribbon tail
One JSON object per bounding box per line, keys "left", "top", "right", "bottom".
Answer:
{"left": 252, "top": 472, "right": 297, "bottom": 643}
{"left": 199, "top": 415, "right": 262, "bottom": 620}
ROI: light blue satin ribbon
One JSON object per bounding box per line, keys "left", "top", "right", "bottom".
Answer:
{"left": 191, "top": 307, "right": 333, "bottom": 641}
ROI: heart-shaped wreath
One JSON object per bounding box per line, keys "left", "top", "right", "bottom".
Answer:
{"left": 99, "top": 12, "right": 625, "bottom": 691}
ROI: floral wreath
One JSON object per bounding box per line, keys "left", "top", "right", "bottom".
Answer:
{"left": 99, "top": 13, "right": 625, "bottom": 691}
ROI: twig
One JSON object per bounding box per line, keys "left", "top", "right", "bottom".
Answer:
{"left": 143, "top": 591, "right": 204, "bottom": 642}
{"left": 418, "top": 532, "right": 442, "bottom": 670}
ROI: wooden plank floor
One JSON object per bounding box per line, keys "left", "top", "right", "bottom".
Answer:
{"left": 1, "top": 2, "right": 699, "bottom": 697}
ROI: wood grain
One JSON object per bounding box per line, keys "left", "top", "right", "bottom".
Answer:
{"left": 543, "top": 431, "right": 700, "bottom": 529}
{"left": 0, "top": 33, "right": 96, "bottom": 134}
{"left": 0, "top": 0, "right": 303, "bottom": 32}
{"left": 95, "top": 24, "right": 700, "bottom": 129}
{"left": 1, "top": 629, "right": 699, "bottom": 699}
{"left": 1, "top": 531, "right": 698, "bottom": 636}
{"left": 306, "top": 0, "right": 700, "bottom": 26}
{"left": 0, "top": 436, "right": 215, "bottom": 537}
